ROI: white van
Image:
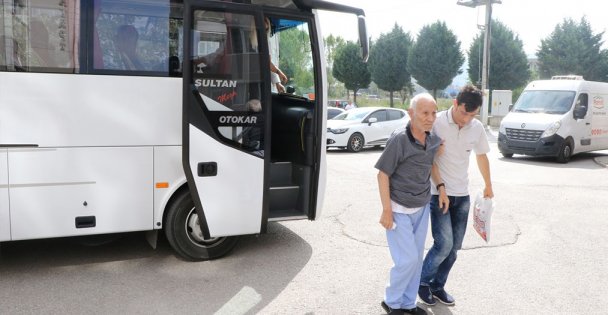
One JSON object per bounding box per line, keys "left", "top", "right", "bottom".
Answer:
{"left": 498, "top": 76, "right": 608, "bottom": 163}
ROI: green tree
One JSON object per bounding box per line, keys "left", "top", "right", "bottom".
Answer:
{"left": 408, "top": 21, "right": 464, "bottom": 99}
{"left": 279, "top": 28, "right": 314, "bottom": 94}
{"left": 324, "top": 34, "right": 346, "bottom": 98}
{"left": 368, "top": 24, "right": 412, "bottom": 107}
{"left": 537, "top": 17, "right": 608, "bottom": 81}
{"left": 332, "top": 41, "right": 371, "bottom": 102}
{"left": 468, "top": 20, "right": 530, "bottom": 90}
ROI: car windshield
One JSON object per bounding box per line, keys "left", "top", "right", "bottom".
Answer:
{"left": 512, "top": 90, "right": 575, "bottom": 114}
{"left": 332, "top": 108, "right": 372, "bottom": 121}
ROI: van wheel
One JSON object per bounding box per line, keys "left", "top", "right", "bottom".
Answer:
{"left": 165, "top": 191, "right": 238, "bottom": 261}
{"left": 501, "top": 153, "right": 514, "bottom": 158}
{"left": 556, "top": 141, "right": 573, "bottom": 163}
{"left": 347, "top": 133, "right": 364, "bottom": 152}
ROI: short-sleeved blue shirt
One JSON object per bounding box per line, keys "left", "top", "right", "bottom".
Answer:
{"left": 375, "top": 123, "right": 442, "bottom": 208}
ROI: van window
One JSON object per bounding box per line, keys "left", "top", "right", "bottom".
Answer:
{"left": 512, "top": 90, "right": 575, "bottom": 115}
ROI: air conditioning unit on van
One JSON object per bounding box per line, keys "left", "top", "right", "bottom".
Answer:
{"left": 551, "top": 75, "right": 584, "bottom": 80}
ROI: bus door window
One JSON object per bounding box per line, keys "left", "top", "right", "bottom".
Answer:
{"left": 92, "top": 0, "right": 182, "bottom": 75}
{"left": 269, "top": 18, "right": 316, "bottom": 100}
{"left": 0, "top": 0, "right": 80, "bottom": 72}
{"left": 191, "top": 11, "right": 266, "bottom": 156}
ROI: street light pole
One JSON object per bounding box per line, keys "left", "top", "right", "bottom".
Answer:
{"left": 457, "top": 0, "right": 501, "bottom": 126}
{"left": 480, "top": 1, "right": 492, "bottom": 126}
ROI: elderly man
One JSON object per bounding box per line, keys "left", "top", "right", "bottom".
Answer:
{"left": 376, "top": 93, "right": 446, "bottom": 315}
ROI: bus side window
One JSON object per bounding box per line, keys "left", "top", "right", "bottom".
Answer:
{"left": 1, "top": 1, "right": 79, "bottom": 73}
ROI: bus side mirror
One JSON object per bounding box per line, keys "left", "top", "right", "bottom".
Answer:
{"left": 357, "top": 16, "right": 368, "bottom": 62}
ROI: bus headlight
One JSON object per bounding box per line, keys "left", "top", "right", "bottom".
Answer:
{"left": 329, "top": 128, "right": 349, "bottom": 134}
{"left": 541, "top": 121, "right": 561, "bottom": 138}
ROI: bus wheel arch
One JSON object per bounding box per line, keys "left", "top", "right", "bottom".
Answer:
{"left": 164, "top": 188, "right": 238, "bottom": 261}
{"left": 556, "top": 137, "right": 574, "bottom": 163}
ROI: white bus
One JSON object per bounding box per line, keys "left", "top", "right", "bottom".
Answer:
{"left": 0, "top": 0, "right": 368, "bottom": 260}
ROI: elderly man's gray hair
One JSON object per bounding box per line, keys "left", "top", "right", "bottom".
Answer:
{"left": 409, "top": 93, "right": 434, "bottom": 110}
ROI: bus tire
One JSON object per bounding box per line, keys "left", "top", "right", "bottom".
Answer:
{"left": 347, "top": 133, "right": 364, "bottom": 152}
{"left": 556, "top": 140, "right": 573, "bottom": 163}
{"left": 164, "top": 191, "right": 238, "bottom": 261}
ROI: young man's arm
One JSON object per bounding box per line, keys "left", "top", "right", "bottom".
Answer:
{"left": 431, "top": 163, "right": 450, "bottom": 213}
{"left": 476, "top": 154, "right": 494, "bottom": 198}
{"left": 377, "top": 171, "right": 394, "bottom": 230}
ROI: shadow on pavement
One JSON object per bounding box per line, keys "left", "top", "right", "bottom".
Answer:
{"left": 0, "top": 222, "right": 311, "bottom": 314}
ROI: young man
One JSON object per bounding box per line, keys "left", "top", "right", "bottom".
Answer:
{"left": 376, "top": 93, "right": 444, "bottom": 315}
{"left": 418, "top": 85, "right": 494, "bottom": 306}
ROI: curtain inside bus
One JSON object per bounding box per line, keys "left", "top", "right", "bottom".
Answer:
{"left": 0, "top": 0, "right": 79, "bottom": 72}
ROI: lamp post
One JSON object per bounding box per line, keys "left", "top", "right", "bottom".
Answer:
{"left": 457, "top": 0, "right": 501, "bottom": 126}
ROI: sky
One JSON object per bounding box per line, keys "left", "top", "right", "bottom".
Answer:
{"left": 317, "top": 0, "right": 607, "bottom": 58}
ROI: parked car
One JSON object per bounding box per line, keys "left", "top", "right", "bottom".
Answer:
{"left": 329, "top": 100, "right": 349, "bottom": 108}
{"left": 327, "top": 107, "right": 346, "bottom": 119}
{"left": 326, "top": 107, "right": 409, "bottom": 152}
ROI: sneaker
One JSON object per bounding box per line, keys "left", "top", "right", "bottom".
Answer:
{"left": 381, "top": 301, "right": 404, "bottom": 315}
{"left": 417, "top": 285, "right": 436, "bottom": 306}
{"left": 432, "top": 289, "right": 455, "bottom": 305}
{"left": 404, "top": 307, "right": 427, "bottom": 315}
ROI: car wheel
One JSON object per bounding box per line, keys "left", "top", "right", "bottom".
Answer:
{"left": 347, "top": 133, "right": 364, "bottom": 152}
{"left": 556, "top": 140, "right": 573, "bottom": 163}
{"left": 501, "top": 152, "right": 514, "bottom": 158}
{"left": 165, "top": 191, "right": 238, "bottom": 261}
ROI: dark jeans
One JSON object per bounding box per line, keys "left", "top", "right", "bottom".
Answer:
{"left": 420, "top": 194, "right": 470, "bottom": 291}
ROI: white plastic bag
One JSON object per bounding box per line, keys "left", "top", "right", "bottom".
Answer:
{"left": 473, "top": 191, "right": 494, "bottom": 242}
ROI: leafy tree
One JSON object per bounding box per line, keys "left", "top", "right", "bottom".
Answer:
{"left": 279, "top": 28, "right": 314, "bottom": 94}
{"left": 324, "top": 35, "right": 346, "bottom": 98}
{"left": 408, "top": 21, "right": 464, "bottom": 99}
{"left": 468, "top": 20, "right": 530, "bottom": 90}
{"left": 537, "top": 17, "right": 608, "bottom": 81}
{"left": 368, "top": 24, "right": 412, "bottom": 107}
{"left": 332, "top": 41, "right": 371, "bottom": 102}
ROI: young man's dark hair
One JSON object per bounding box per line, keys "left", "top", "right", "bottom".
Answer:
{"left": 456, "top": 85, "right": 483, "bottom": 112}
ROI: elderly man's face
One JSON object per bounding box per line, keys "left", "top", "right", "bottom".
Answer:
{"left": 408, "top": 97, "right": 437, "bottom": 133}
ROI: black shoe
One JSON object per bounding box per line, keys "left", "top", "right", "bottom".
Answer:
{"left": 403, "top": 306, "right": 427, "bottom": 315}
{"left": 417, "top": 285, "right": 436, "bottom": 306}
{"left": 432, "top": 289, "right": 455, "bottom": 305}
{"left": 381, "top": 301, "right": 404, "bottom": 315}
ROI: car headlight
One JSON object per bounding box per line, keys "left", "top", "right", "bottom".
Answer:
{"left": 541, "top": 121, "right": 561, "bottom": 138}
{"left": 329, "top": 128, "right": 349, "bottom": 134}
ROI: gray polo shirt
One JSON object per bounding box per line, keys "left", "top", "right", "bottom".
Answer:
{"left": 375, "top": 123, "right": 442, "bottom": 208}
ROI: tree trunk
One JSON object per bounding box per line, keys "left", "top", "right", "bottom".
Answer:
{"left": 389, "top": 91, "right": 394, "bottom": 108}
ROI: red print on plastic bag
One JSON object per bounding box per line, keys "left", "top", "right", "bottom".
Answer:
{"left": 473, "top": 191, "right": 494, "bottom": 242}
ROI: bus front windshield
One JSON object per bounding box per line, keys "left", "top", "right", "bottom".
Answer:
{"left": 512, "top": 90, "right": 575, "bottom": 115}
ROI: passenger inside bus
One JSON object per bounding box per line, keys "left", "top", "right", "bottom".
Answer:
{"left": 241, "top": 98, "right": 264, "bottom": 156}
{"left": 264, "top": 17, "right": 288, "bottom": 93}
{"left": 114, "top": 25, "right": 144, "bottom": 71}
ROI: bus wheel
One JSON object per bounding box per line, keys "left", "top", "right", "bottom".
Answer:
{"left": 556, "top": 140, "right": 573, "bottom": 163}
{"left": 347, "top": 133, "right": 364, "bottom": 152}
{"left": 164, "top": 191, "right": 238, "bottom": 261}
